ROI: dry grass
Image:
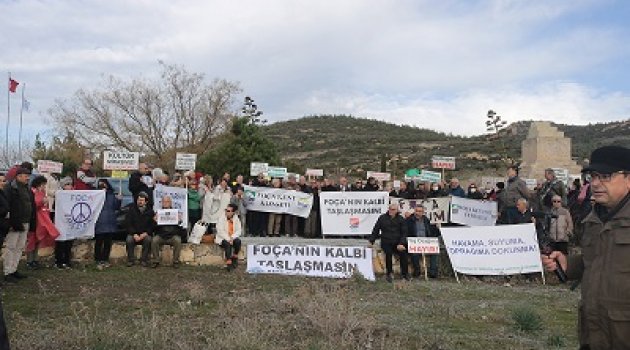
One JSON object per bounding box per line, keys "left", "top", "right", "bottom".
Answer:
{"left": 1, "top": 264, "right": 579, "bottom": 349}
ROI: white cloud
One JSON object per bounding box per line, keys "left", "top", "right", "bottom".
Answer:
{"left": 0, "top": 0, "right": 628, "bottom": 140}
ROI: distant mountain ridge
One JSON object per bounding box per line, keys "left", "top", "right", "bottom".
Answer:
{"left": 261, "top": 115, "right": 630, "bottom": 178}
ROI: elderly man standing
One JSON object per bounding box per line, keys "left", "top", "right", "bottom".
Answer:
{"left": 543, "top": 146, "right": 630, "bottom": 349}
{"left": 369, "top": 203, "right": 409, "bottom": 282}
{"left": 74, "top": 159, "right": 97, "bottom": 190}
{"left": 3, "top": 168, "right": 36, "bottom": 283}
{"left": 503, "top": 166, "right": 530, "bottom": 225}
{"left": 537, "top": 168, "right": 567, "bottom": 212}
{"left": 547, "top": 194, "right": 573, "bottom": 255}
{"left": 406, "top": 206, "right": 441, "bottom": 278}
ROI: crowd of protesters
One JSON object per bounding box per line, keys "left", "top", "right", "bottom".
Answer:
{"left": 0, "top": 158, "right": 591, "bottom": 279}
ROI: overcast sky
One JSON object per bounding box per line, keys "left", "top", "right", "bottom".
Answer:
{"left": 1, "top": 0, "right": 629, "bottom": 143}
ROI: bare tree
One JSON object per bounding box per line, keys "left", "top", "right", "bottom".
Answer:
{"left": 49, "top": 62, "right": 241, "bottom": 168}
{"left": 1, "top": 139, "right": 34, "bottom": 169}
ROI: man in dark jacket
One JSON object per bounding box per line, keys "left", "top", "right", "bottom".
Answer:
{"left": 2, "top": 168, "right": 36, "bottom": 283}
{"left": 125, "top": 192, "right": 154, "bottom": 267}
{"left": 128, "top": 162, "right": 153, "bottom": 205}
{"left": 448, "top": 178, "right": 466, "bottom": 197}
{"left": 504, "top": 165, "right": 530, "bottom": 223}
{"left": 369, "top": 203, "right": 408, "bottom": 282}
{"left": 151, "top": 195, "right": 183, "bottom": 268}
{"left": 537, "top": 168, "right": 567, "bottom": 212}
{"left": 406, "top": 206, "right": 441, "bottom": 278}
{"left": 0, "top": 173, "right": 9, "bottom": 253}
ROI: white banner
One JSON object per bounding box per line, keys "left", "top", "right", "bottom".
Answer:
{"left": 407, "top": 237, "right": 440, "bottom": 254}
{"left": 250, "top": 162, "right": 269, "bottom": 176}
{"left": 441, "top": 224, "right": 543, "bottom": 275}
{"left": 153, "top": 184, "right": 188, "bottom": 228}
{"left": 157, "top": 209, "right": 179, "bottom": 226}
{"left": 320, "top": 192, "right": 388, "bottom": 236}
{"left": 390, "top": 197, "right": 450, "bottom": 224}
{"left": 450, "top": 196, "right": 497, "bottom": 226}
{"left": 54, "top": 190, "right": 106, "bottom": 240}
{"left": 103, "top": 151, "right": 140, "bottom": 170}
{"left": 247, "top": 244, "right": 375, "bottom": 281}
{"left": 267, "top": 166, "right": 288, "bottom": 178}
{"left": 175, "top": 153, "right": 197, "bottom": 171}
{"left": 37, "top": 160, "right": 63, "bottom": 174}
{"left": 244, "top": 185, "right": 313, "bottom": 218}
{"left": 431, "top": 156, "right": 456, "bottom": 170}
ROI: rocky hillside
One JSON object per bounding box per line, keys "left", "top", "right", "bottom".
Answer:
{"left": 261, "top": 115, "right": 630, "bottom": 178}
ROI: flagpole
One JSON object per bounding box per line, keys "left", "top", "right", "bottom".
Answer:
{"left": 19, "top": 83, "right": 25, "bottom": 161}
{"left": 6, "top": 72, "right": 10, "bottom": 163}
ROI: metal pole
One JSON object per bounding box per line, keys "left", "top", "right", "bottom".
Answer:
{"left": 19, "top": 83, "right": 25, "bottom": 161}
{"left": 6, "top": 72, "right": 10, "bottom": 163}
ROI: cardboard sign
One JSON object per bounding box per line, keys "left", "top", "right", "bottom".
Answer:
{"left": 419, "top": 170, "right": 442, "bottom": 183}
{"left": 366, "top": 171, "right": 391, "bottom": 182}
{"left": 431, "top": 156, "right": 456, "bottom": 170}
{"left": 103, "top": 151, "right": 140, "bottom": 171}
{"left": 175, "top": 153, "right": 197, "bottom": 171}
{"left": 267, "top": 166, "right": 288, "bottom": 178}
{"left": 305, "top": 168, "right": 324, "bottom": 177}
{"left": 37, "top": 160, "right": 63, "bottom": 174}
{"left": 250, "top": 162, "right": 269, "bottom": 176}
{"left": 111, "top": 170, "right": 129, "bottom": 179}
{"left": 407, "top": 237, "right": 440, "bottom": 254}
{"left": 157, "top": 209, "right": 180, "bottom": 226}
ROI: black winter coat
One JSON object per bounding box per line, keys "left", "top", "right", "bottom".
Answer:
{"left": 125, "top": 204, "right": 155, "bottom": 235}
{"left": 3, "top": 180, "right": 36, "bottom": 231}
{"left": 369, "top": 213, "right": 407, "bottom": 245}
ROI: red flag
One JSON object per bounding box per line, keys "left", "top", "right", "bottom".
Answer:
{"left": 9, "top": 78, "right": 19, "bottom": 93}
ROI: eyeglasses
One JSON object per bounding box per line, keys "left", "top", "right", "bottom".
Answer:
{"left": 585, "top": 171, "right": 628, "bottom": 182}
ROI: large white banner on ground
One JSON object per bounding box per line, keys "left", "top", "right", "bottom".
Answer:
{"left": 153, "top": 184, "right": 188, "bottom": 228}
{"left": 247, "top": 244, "right": 375, "bottom": 281}
{"left": 244, "top": 185, "right": 313, "bottom": 218}
{"left": 55, "top": 190, "right": 106, "bottom": 240}
{"left": 320, "top": 192, "right": 388, "bottom": 236}
{"left": 441, "top": 224, "right": 543, "bottom": 276}
{"left": 449, "top": 196, "right": 498, "bottom": 226}
{"left": 389, "top": 197, "right": 451, "bottom": 224}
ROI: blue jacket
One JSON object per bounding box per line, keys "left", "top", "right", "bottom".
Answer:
{"left": 95, "top": 189, "right": 121, "bottom": 235}
{"left": 450, "top": 186, "right": 466, "bottom": 198}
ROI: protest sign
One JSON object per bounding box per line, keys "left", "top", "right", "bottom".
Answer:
{"left": 524, "top": 179, "right": 538, "bottom": 190}
{"left": 305, "top": 168, "right": 324, "bottom": 177}
{"left": 247, "top": 244, "right": 375, "bottom": 281}
{"left": 449, "top": 196, "right": 497, "bottom": 226}
{"left": 320, "top": 192, "right": 388, "bottom": 236}
{"left": 393, "top": 180, "right": 401, "bottom": 188}
{"left": 419, "top": 170, "right": 442, "bottom": 183}
{"left": 390, "top": 197, "right": 450, "bottom": 224}
{"left": 153, "top": 184, "right": 188, "bottom": 228}
{"left": 407, "top": 237, "right": 440, "bottom": 254}
{"left": 55, "top": 190, "right": 106, "bottom": 240}
{"left": 431, "top": 156, "right": 456, "bottom": 170}
{"left": 441, "top": 224, "right": 543, "bottom": 275}
{"left": 551, "top": 168, "right": 569, "bottom": 185}
{"left": 103, "top": 151, "right": 140, "bottom": 170}
{"left": 366, "top": 171, "right": 391, "bottom": 181}
{"left": 267, "top": 166, "right": 288, "bottom": 178}
{"left": 157, "top": 209, "right": 179, "bottom": 225}
{"left": 244, "top": 185, "right": 313, "bottom": 218}
{"left": 481, "top": 176, "right": 506, "bottom": 190}
{"left": 175, "top": 153, "right": 197, "bottom": 171}
{"left": 250, "top": 162, "right": 269, "bottom": 176}
{"left": 111, "top": 170, "right": 128, "bottom": 179}
{"left": 37, "top": 160, "right": 63, "bottom": 174}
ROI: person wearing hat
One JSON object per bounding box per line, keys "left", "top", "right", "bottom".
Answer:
{"left": 542, "top": 145, "right": 630, "bottom": 349}
{"left": 2, "top": 167, "right": 36, "bottom": 283}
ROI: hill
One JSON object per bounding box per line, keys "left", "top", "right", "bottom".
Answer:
{"left": 261, "top": 115, "right": 630, "bottom": 178}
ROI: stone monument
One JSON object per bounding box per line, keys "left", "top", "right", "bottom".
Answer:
{"left": 519, "top": 121, "right": 582, "bottom": 180}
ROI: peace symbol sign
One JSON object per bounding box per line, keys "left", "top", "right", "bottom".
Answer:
{"left": 71, "top": 202, "right": 92, "bottom": 224}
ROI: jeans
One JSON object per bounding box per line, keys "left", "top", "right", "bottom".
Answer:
{"left": 151, "top": 235, "right": 182, "bottom": 264}
{"left": 410, "top": 254, "right": 439, "bottom": 277}
{"left": 126, "top": 234, "right": 152, "bottom": 263}
{"left": 220, "top": 238, "right": 241, "bottom": 261}
{"left": 3, "top": 223, "right": 29, "bottom": 275}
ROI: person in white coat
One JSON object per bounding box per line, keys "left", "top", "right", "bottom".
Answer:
{"left": 202, "top": 178, "right": 232, "bottom": 232}
{"left": 216, "top": 203, "right": 242, "bottom": 271}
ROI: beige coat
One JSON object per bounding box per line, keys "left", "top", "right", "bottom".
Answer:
{"left": 566, "top": 198, "right": 630, "bottom": 349}
{"left": 549, "top": 207, "right": 573, "bottom": 242}
{"left": 215, "top": 214, "right": 241, "bottom": 245}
